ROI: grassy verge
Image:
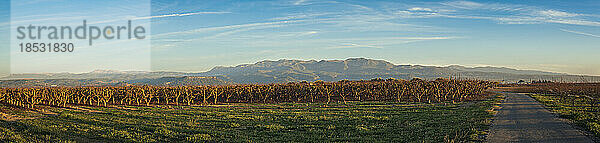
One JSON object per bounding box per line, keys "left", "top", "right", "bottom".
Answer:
{"left": 529, "top": 94, "right": 600, "bottom": 138}
{"left": 0, "top": 95, "right": 501, "bottom": 142}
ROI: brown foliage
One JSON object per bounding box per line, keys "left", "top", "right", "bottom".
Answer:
{"left": 0, "top": 79, "right": 496, "bottom": 108}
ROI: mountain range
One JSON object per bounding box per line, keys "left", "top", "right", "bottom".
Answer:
{"left": 1, "top": 58, "right": 598, "bottom": 87}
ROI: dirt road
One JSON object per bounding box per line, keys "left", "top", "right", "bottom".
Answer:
{"left": 487, "top": 92, "right": 593, "bottom": 143}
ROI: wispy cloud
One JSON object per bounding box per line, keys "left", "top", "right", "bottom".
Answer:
{"left": 328, "top": 43, "right": 382, "bottom": 49}
{"left": 154, "top": 0, "right": 438, "bottom": 41}
{"left": 392, "top": 37, "right": 458, "bottom": 40}
{"left": 293, "top": 0, "right": 307, "bottom": 5}
{"left": 82, "top": 11, "right": 231, "bottom": 25}
{"left": 395, "top": 1, "right": 600, "bottom": 27}
{"left": 560, "top": 29, "right": 600, "bottom": 38}
{"left": 407, "top": 7, "right": 435, "bottom": 12}
{"left": 538, "top": 10, "right": 580, "bottom": 17}
{"left": 325, "top": 37, "right": 458, "bottom": 49}
{"left": 547, "top": 19, "right": 600, "bottom": 26}
{"left": 441, "top": 1, "right": 484, "bottom": 9}
{"left": 133, "top": 11, "right": 231, "bottom": 20}
{"left": 154, "top": 19, "right": 310, "bottom": 38}
{"left": 204, "top": 24, "right": 291, "bottom": 39}
{"left": 269, "top": 13, "right": 335, "bottom": 21}
{"left": 158, "top": 39, "right": 195, "bottom": 42}
{"left": 343, "top": 2, "right": 373, "bottom": 11}
{"left": 298, "top": 31, "right": 319, "bottom": 36}
{"left": 441, "top": 1, "right": 528, "bottom": 12}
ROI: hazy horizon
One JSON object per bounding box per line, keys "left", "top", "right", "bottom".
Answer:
{"left": 1, "top": 57, "right": 594, "bottom": 77}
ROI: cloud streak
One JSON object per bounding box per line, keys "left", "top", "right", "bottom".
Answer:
{"left": 154, "top": 19, "right": 310, "bottom": 38}
{"left": 441, "top": 1, "right": 484, "bottom": 9}
{"left": 559, "top": 29, "right": 600, "bottom": 38}
{"left": 324, "top": 36, "right": 457, "bottom": 49}
{"left": 538, "top": 10, "right": 580, "bottom": 17}
{"left": 293, "top": 0, "right": 307, "bottom": 5}
{"left": 134, "top": 11, "right": 231, "bottom": 20}
{"left": 396, "top": 1, "right": 600, "bottom": 27}
{"left": 328, "top": 43, "right": 382, "bottom": 49}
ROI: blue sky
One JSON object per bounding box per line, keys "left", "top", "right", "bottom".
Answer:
{"left": 2, "top": 0, "right": 600, "bottom": 76}
{"left": 1, "top": 0, "right": 8, "bottom": 77}
{"left": 6, "top": 0, "right": 151, "bottom": 74}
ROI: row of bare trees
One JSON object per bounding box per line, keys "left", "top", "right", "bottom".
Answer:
{"left": 510, "top": 83, "right": 600, "bottom": 106}
{"left": 0, "top": 78, "right": 497, "bottom": 109}
{"left": 510, "top": 83, "right": 600, "bottom": 97}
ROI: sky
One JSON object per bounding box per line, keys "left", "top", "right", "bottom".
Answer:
{"left": 1, "top": 0, "right": 600, "bottom": 76}
{"left": 6, "top": 0, "right": 151, "bottom": 74}
{"left": 1, "top": 0, "right": 8, "bottom": 77}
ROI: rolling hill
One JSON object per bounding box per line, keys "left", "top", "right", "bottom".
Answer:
{"left": 196, "top": 58, "right": 590, "bottom": 84}
{"left": 1, "top": 58, "right": 598, "bottom": 87}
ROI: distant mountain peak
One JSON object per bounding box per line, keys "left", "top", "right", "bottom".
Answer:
{"left": 198, "top": 58, "right": 579, "bottom": 84}
{"left": 4, "top": 58, "right": 592, "bottom": 86}
{"left": 90, "top": 69, "right": 123, "bottom": 74}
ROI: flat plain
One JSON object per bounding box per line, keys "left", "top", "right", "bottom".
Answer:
{"left": 0, "top": 98, "right": 499, "bottom": 142}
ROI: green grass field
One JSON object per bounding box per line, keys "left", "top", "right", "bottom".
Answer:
{"left": 530, "top": 94, "right": 600, "bottom": 138}
{"left": 0, "top": 96, "right": 500, "bottom": 142}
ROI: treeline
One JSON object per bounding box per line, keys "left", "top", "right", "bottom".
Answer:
{"left": 511, "top": 83, "right": 600, "bottom": 98}
{"left": 0, "top": 78, "right": 497, "bottom": 108}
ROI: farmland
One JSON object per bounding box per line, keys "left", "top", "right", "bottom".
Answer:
{"left": 0, "top": 98, "right": 500, "bottom": 142}
{"left": 0, "top": 79, "right": 496, "bottom": 108}
{"left": 0, "top": 79, "right": 501, "bottom": 142}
